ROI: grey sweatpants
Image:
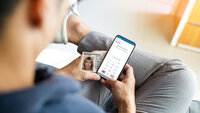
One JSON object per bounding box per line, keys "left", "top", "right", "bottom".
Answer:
{"left": 77, "top": 31, "right": 197, "bottom": 113}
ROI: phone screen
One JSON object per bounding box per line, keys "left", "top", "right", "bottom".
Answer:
{"left": 97, "top": 35, "right": 136, "bottom": 80}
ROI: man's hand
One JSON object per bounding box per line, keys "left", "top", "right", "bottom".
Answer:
{"left": 54, "top": 56, "right": 100, "bottom": 81}
{"left": 101, "top": 65, "right": 136, "bottom": 113}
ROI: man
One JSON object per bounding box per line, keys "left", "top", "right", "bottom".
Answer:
{"left": 0, "top": 0, "right": 135, "bottom": 113}
{"left": 0, "top": 0, "right": 197, "bottom": 113}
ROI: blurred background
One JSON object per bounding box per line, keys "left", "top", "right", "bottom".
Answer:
{"left": 37, "top": 0, "right": 200, "bottom": 99}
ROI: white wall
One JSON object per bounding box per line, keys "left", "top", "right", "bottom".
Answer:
{"left": 78, "top": 0, "right": 176, "bottom": 39}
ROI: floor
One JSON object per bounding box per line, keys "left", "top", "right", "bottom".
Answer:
{"left": 78, "top": 0, "right": 200, "bottom": 99}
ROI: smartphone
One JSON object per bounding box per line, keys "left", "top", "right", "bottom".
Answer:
{"left": 97, "top": 35, "right": 136, "bottom": 80}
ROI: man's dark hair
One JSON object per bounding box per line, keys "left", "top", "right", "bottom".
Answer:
{"left": 0, "top": 0, "right": 21, "bottom": 31}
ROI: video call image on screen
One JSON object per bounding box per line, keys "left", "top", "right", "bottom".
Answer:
{"left": 98, "top": 36, "right": 135, "bottom": 80}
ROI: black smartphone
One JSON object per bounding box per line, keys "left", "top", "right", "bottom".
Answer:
{"left": 97, "top": 35, "right": 136, "bottom": 80}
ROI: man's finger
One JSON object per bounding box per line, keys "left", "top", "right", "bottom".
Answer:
{"left": 106, "top": 79, "right": 120, "bottom": 88}
{"left": 85, "top": 72, "right": 101, "bottom": 81}
{"left": 123, "top": 64, "right": 134, "bottom": 82}
{"left": 101, "top": 79, "right": 116, "bottom": 88}
{"left": 101, "top": 78, "right": 122, "bottom": 91}
{"left": 101, "top": 79, "right": 112, "bottom": 90}
{"left": 119, "top": 74, "right": 126, "bottom": 81}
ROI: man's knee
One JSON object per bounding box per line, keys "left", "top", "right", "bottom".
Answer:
{"left": 135, "top": 60, "right": 198, "bottom": 113}
{"left": 163, "top": 59, "right": 197, "bottom": 98}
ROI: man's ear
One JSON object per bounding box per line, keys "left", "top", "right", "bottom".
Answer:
{"left": 29, "top": 0, "right": 47, "bottom": 27}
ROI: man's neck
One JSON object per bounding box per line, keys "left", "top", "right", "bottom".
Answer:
{"left": 0, "top": 60, "right": 35, "bottom": 93}
{"left": 0, "top": 42, "right": 35, "bottom": 93}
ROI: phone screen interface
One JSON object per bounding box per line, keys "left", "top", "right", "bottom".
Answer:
{"left": 98, "top": 36, "right": 135, "bottom": 80}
